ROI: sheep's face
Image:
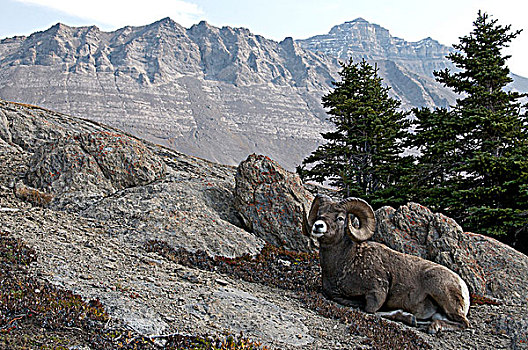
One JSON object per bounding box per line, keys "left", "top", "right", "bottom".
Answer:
{"left": 303, "top": 195, "right": 375, "bottom": 243}
{"left": 310, "top": 203, "right": 348, "bottom": 245}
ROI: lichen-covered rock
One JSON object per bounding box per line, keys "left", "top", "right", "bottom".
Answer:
{"left": 0, "top": 101, "right": 106, "bottom": 152}
{"left": 27, "top": 137, "right": 113, "bottom": 188}
{"left": 14, "top": 180, "right": 53, "bottom": 207}
{"left": 76, "top": 132, "right": 166, "bottom": 189}
{"left": 489, "top": 309, "right": 528, "bottom": 345}
{"left": 234, "top": 154, "right": 314, "bottom": 252}
{"left": 374, "top": 203, "right": 528, "bottom": 304}
{"left": 25, "top": 131, "right": 166, "bottom": 211}
{"left": 0, "top": 104, "right": 69, "bottom": 152}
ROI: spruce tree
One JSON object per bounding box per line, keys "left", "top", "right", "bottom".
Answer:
{"left": 405, "top": 107, "right": 462, "bottom": 209}
{"left": 298, "top": 58, "right": 410, "bottom": 206}
{"left": 410, "top": 11, "right": 528, "bottom": 240}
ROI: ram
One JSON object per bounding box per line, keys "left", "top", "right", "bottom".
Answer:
{"left": 302, "top": 195, "right": 470, "bottom": 333}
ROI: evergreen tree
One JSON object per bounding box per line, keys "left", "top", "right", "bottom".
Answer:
{"left": 410, "top": 11, "right": 528, "bottom": 239}
{"left": 405, "top": 107, "right": 462, "bottom": 209}
{"left": 298, "top": 58, "right": 410, "bottom": 206}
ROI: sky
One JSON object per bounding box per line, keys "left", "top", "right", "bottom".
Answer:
{"left": 1, "top": 0, "right": 527, "bottom": 76}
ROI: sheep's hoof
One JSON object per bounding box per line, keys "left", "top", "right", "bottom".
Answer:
{"left": 397, "top": 313, "right": 417, "bottom": 327}
{"left": 427, "top": 320, "right": 442, "bottom": 334}
{"left": 408, "top": 314, "right": 417, "bottom": 327}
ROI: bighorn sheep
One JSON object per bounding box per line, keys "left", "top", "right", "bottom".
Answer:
{"left": 302, "top": 195, "right": 470, "bottom": 333}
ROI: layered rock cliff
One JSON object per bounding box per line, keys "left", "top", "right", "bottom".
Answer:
{"left": 298, "top": 18, "right": 455, "bottom": 76}
{"left": 298, "top": 18, "right": 527, "bottom": 107}
{"left": 0, "top": 17, "right": 525, "bottom": 170}
{"left": 0, "top": 17, "right": 462, "bottom": 171}
{"left": 297, "top": 18, "right": 458, "bottom": 108}
{"left": 0, "top": 18, "right": 338, "bottom": 170}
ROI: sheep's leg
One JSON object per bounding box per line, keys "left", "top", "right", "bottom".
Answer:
{"left": 376, "top": 310, "right": 417, "bottom": 327}
{"left": 437, "top": 296, "right": 470, "bottom": 329}
{"left": 427, "top": 268, "right": 470, "bottom": 330}
{"left": 364, "top": 291, "right": 386, "bottom": 313}
{"left": 331, "top": 296, "right": 364, "bottom": 308}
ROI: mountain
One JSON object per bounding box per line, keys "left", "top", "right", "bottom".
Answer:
{"left": 0, "top": 18, "right": 462, "bottom": 170}
{"left": 298, "top": 18, "right": 455, "bottom": 76}
{"left": 1, "top": 18, "right": 524, "bottom": 170}
{"left": 298, "top": 18, "right": 527, "bottom": 101}
{"left": 510, "top": 73, "right": 528, "bottom": 92}
{"left": 297, "top": 18, "right": 459, "bottom": 108}
{"left": 0, "top": 19, "right": 341, "bottom": 170}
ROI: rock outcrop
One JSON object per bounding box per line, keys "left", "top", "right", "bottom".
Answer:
{"left": 25, "top": 131, "right": 166, "bottom": 211}
{"left": 234, "top": 154, "right": 314, "bottom": 252}
{"left": 0, "top": 100, "right": 263, "bottom": 258}
{"left": 2, "top": 99, "right": 528, "bottom": 349}
{"left": 374, "top": 203, "right": 528, "bottom": 304}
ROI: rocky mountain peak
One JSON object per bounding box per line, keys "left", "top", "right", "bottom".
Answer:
{"left": 48, "top": 22, "right": 71, "bottom": 34}
{"left": 349, "top": 17, "right": 368, "bottom": 23}
{"left": 278, "top": 36, "right": 295, "bottom": 50}
{"left": 328, "top": 17, "right": 389, "bottom": 37}
{"left": 302, "top": 18, "right": 450, "bottom": 59}
{"left": 141, "top": 17, "right": 186, "bottom": 36}
{"left": 297, "top": 18, "right": 455, "bottom": 84}
{"left": 153, "top": 16, "right": 176, "bottom": 25}
{"left": 189, "top": 20, "right": 216, "bottom": 33}
{"left": 35, "top": 22, "right": 102, "bottom": 42}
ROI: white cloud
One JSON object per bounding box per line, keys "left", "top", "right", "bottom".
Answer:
{"left": 15, "top": 0, "right": 204, "bottom": 28}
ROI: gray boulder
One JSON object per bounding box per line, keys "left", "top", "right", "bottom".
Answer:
{"left": 25, "top": 131, "right": 166, "bottom": 211}
{"left": 0, "top": 100, "right": 110, "bottom": 152}
{"left": 374, "top": 203, "right": 528, "bottom": 304}
{"left": 76, "top": 132, "right": 166, "bottom": 189}
{"left": 234, "top": 154, "right": 314, "bottom": 252}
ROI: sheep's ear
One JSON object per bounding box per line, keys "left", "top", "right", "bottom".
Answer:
{"left": 340, "top": 197, "right": 375, "bottom": 242}
{"left": 301, "top": 205, "right": 311, "bottom": 237}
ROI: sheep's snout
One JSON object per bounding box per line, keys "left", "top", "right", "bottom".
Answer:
{"left": 312, "top": 220, "right": 327, "bottom": 238}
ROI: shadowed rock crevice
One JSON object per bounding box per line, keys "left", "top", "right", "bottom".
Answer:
{"left": 202, "top": 186, "right": 245, "bottom": 229}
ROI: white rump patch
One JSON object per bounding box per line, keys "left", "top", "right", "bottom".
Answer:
{"left": 458, "top": 275, "right": 470, "bottom": 315}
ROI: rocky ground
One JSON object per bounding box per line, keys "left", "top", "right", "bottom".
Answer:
{"left": 1, "top": 100, "right": 527, "bottom": 349}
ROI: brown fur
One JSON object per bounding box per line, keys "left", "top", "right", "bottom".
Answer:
{"left": 303, "top": 195, "right": 470, "bottom": 333}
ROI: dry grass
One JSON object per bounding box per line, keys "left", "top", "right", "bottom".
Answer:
{"left": 0, "top": 233, "right": 270, "bottom": 349}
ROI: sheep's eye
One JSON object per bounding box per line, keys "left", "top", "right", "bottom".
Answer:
{"left": 337, "top": 217, "right": 345, "bottom": 223}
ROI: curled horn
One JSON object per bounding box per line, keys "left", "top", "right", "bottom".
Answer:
{"left": 302, "top": 194, "right": 329, "bottom": 236}
{"left": 340, "top": 197, "right": 376, "bottom": 242}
